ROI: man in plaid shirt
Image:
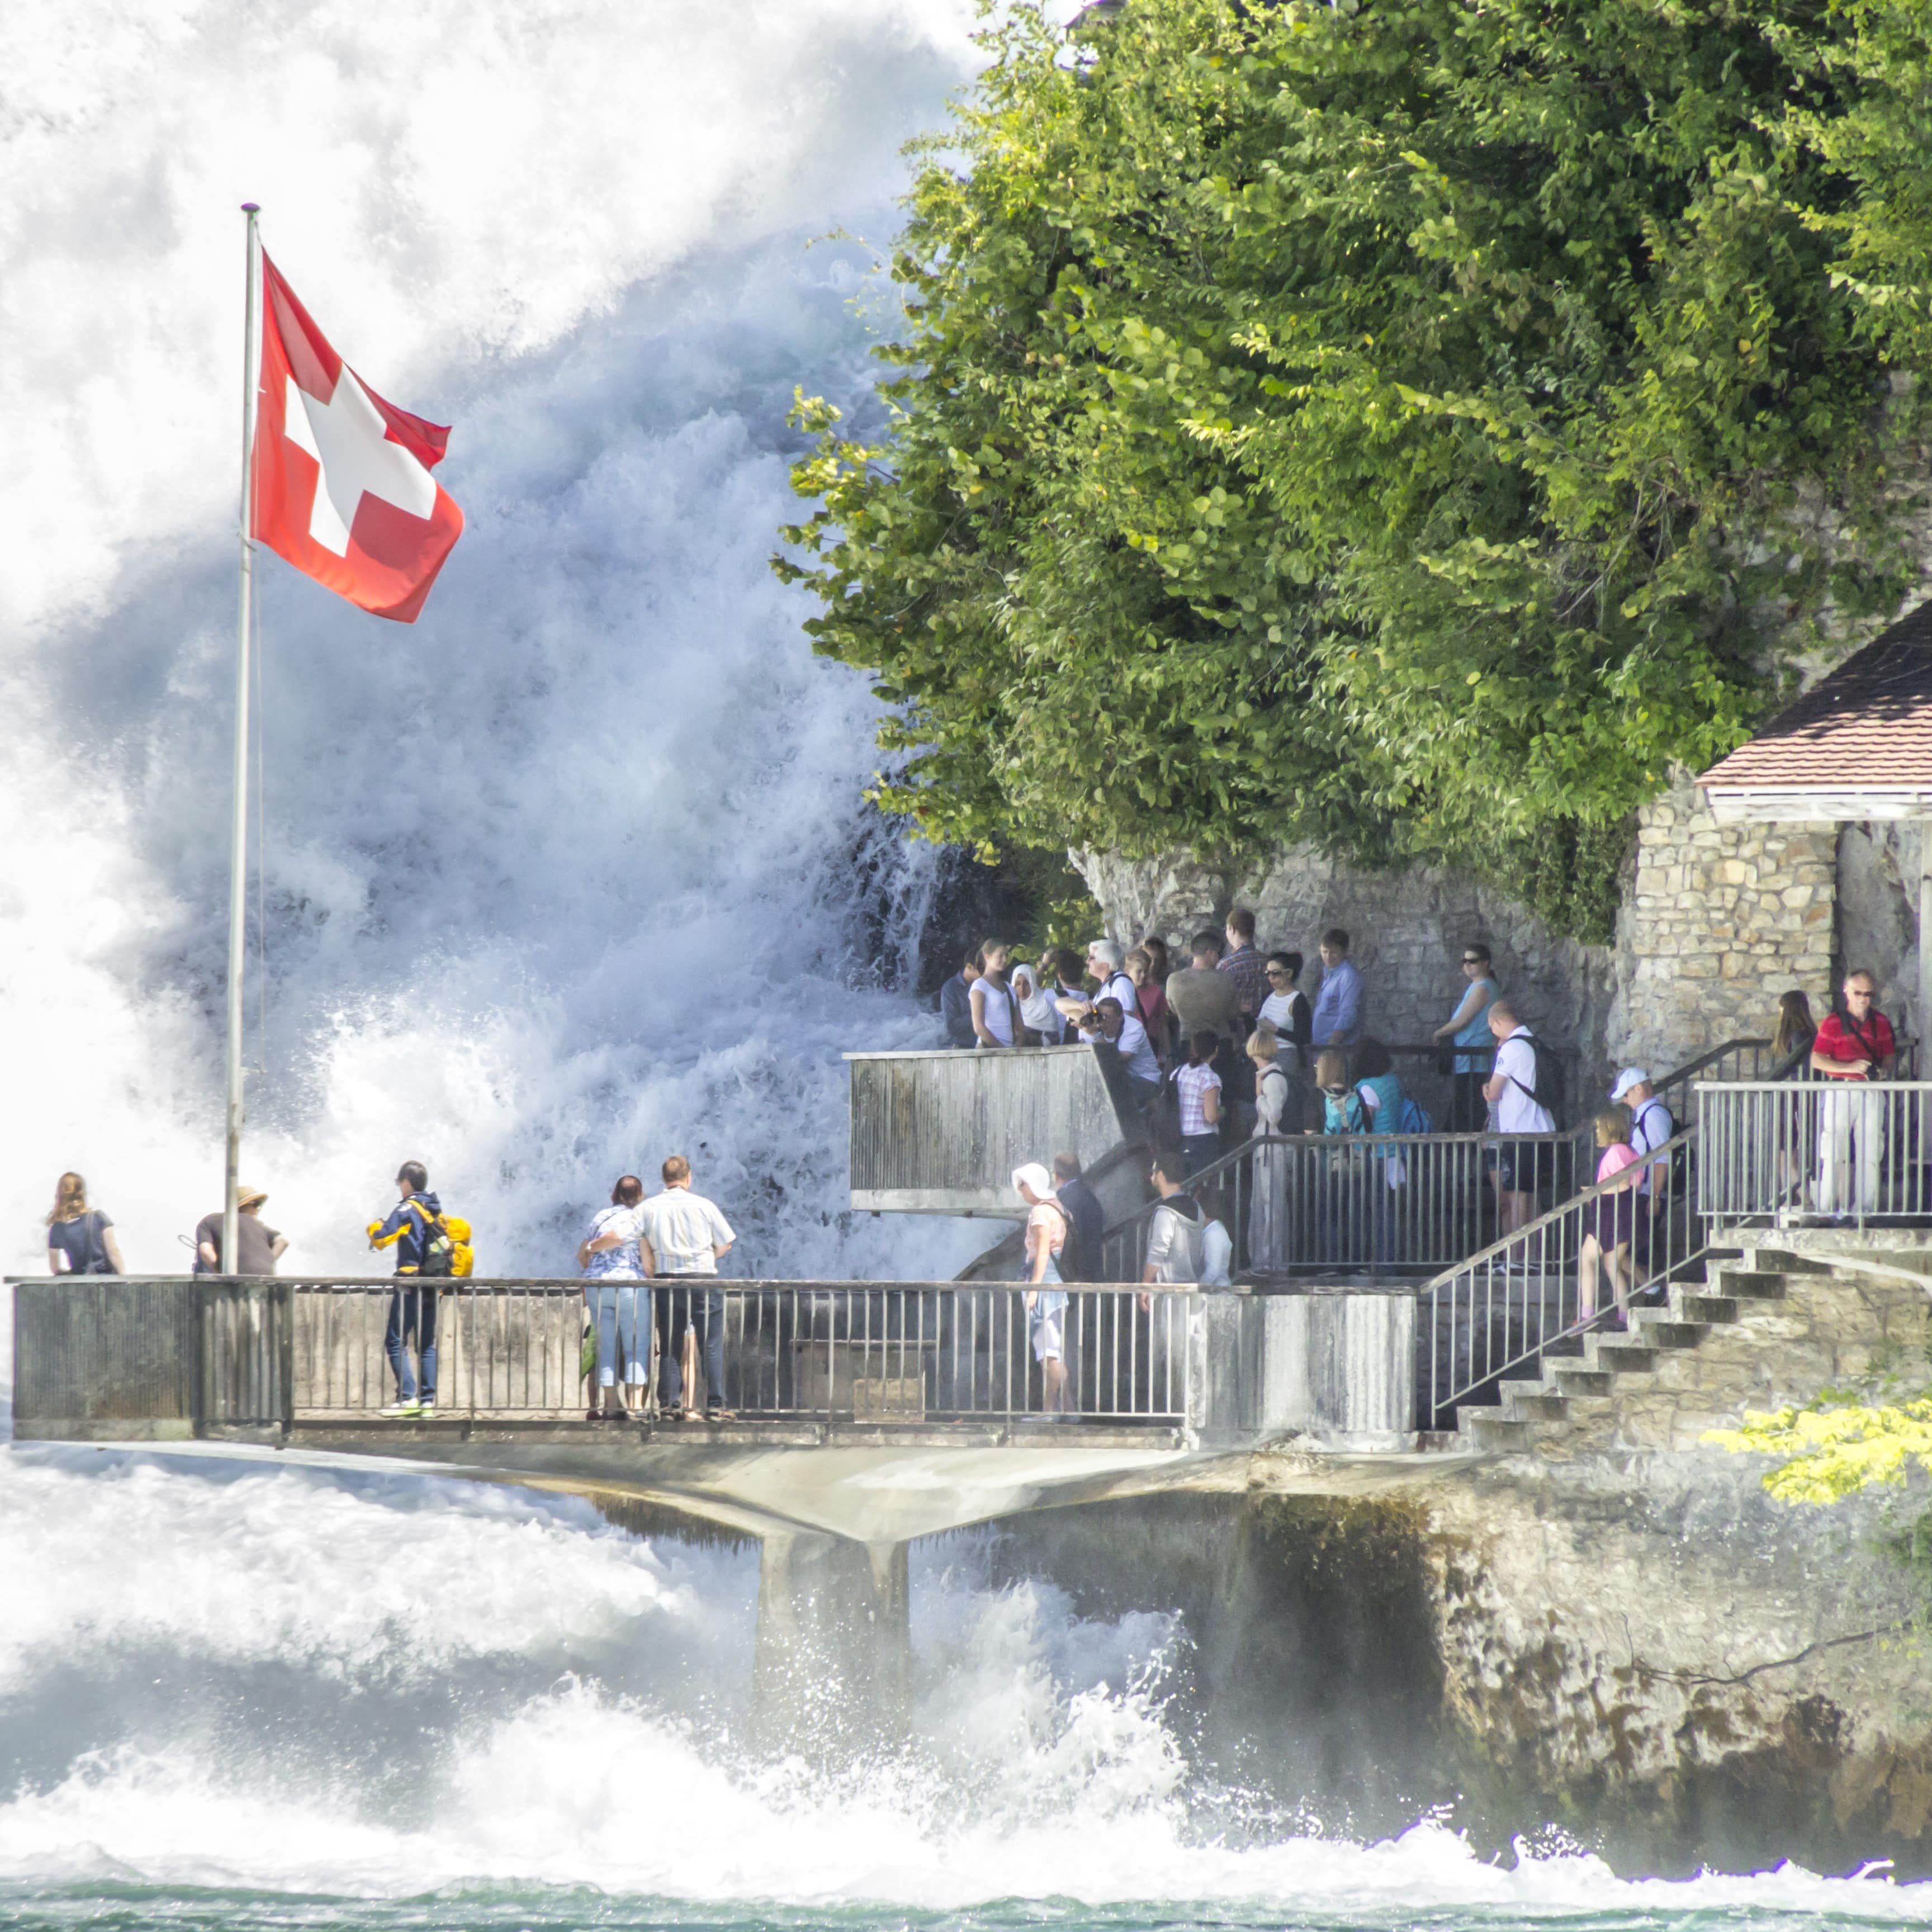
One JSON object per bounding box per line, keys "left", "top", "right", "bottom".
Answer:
{"left": 1218, "top": 908, "right": 1267, "bottom": 1024}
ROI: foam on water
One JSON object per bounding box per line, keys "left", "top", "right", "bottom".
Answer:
{"left": 1, "top": 1451, "right": 1929, "bottom": 1918}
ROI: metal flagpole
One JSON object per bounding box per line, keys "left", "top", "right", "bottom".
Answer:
{"left": 223, "top": 203, "right": 263, "bottom": 1276}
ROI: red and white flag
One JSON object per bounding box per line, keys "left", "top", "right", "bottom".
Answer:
{"left": 252, "top": 254, "right": 463, "bottom": 623}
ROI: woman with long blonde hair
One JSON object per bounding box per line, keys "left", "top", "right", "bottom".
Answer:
{"left": 46, "top": 1172, "right": 124, "bottom": 1276}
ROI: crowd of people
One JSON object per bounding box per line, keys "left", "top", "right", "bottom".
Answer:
{"left": 943, "top": 920, "right": 1912, "bottom": 1309}
{"left": 941, "top": 917, "right": 1563, "bottom": 1188}
{"left": 40, "top": 1153, "right": 741, "bottom": 1425}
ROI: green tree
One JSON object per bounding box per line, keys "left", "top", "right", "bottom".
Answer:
{"left": 779, "top": 0, "right": 1932, "bottom": 937}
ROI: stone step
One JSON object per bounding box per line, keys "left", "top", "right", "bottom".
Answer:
{"left": 1497, "top": 1379, "right": 1569, "bottom": 1420}
{"left": 1459, "top": 1407, "right": 1529, "bottom": 1448}
{"left": 1589, "top": 1339, "right": 1659, "bottom": 1376}
{"left": 1553, "top": 1363, "right": 1614, "bottom": 1398}
{"left": 1708, "top": 1268, "right": 1790, "bottom": 1299}
{"left": 1746, "top": 1250, "right": 1833, "bottom": 1276}
{"left": 1677, "top": 1291, "right": 1739, "bottom": 1325}
{"left": 1631, "top": 1315, "right": 1707, "bottom": 1351}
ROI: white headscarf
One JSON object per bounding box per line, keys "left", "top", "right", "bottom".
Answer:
{"left": 1011, "top": 964, "right": 1062, "bottom": 1035}
{"left": 1012, "top": 1163, "right": 1055, "bottom": 1204}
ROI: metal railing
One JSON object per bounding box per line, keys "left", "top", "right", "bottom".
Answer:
{"left": 1073, "top": 1035, "right": 1781, "bottom": 1285}
{"left": 13, "top": 1277, "right": 1193, "bottom": 1432}
{"left": 1699, "top": 1077, "right": 1932, "bottom": 1229}
{"left": 297, "top": 1278, "right": 1191, "bottom": 1424}
{"left": 1093, "top": 1129, "right": 1583, "bottom": 1281}
{"left": 1416, "top": 1126, "right": 1710, "bottom": 1430}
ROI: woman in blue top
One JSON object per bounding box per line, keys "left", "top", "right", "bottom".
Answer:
{"left": 578, "top": 1174, "right": 650, "bottom": 1420}
{"left": 1433, "top": 943, "right": 1500, "bottom": 1131}
{"left": 1319, "top": 1042, "right": 1408, "bottom": 1268}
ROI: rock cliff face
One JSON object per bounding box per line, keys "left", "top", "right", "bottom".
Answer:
{"left": 989, "top": 1245, "right": 1932, "bottom": 1873}
{"left": 1418, "top": 1456, "right": 1930, "bottom": 1868}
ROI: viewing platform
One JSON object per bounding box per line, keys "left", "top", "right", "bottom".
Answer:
{"left": 18, "top": 1050, "right": 1932, "bottom": 1550}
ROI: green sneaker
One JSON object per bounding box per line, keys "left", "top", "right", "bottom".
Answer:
{"left": 380, "top": 1398, "right": 422, "bottom": 1418}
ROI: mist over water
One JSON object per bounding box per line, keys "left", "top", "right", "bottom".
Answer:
{"left": 0, "top": 0, "right": 985, "bottom": 1280}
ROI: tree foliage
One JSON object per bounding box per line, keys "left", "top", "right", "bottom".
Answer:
{"left": 1706, "top": 1395, "right": 1932, "bottom": 1505}
{"left": 777, "top": 0, "right": 1932, "bottom": 937}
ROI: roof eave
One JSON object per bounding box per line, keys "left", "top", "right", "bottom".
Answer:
{"left": 1699, "top": 784, "right": 1932, "bottom": 823}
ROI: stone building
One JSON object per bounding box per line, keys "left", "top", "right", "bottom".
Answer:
{"left": 1074, "top": 600, "right": 1932, "bottom": 1088}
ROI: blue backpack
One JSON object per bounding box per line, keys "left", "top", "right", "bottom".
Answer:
{"left": 1399, "top": 1094, "right": 1435, "bottom": 1135}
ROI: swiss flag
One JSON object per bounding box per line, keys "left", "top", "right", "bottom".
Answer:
{"left": 252, "top": 253, "right": 463, "bottom": 623}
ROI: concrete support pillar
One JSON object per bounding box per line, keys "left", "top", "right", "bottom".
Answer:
{"left": 753, "top": 1528, "right": 910, "bottom": 1752}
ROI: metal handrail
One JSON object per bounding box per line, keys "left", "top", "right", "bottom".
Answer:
{"left": 1031, "top": 1034, "right": 1770, "bottom": 1297}
{"left": 1416, "top": 1124, "right": 1710, "bottom": 1429}
{"left": 1698, "top": 1074, "right": 1932, "bottom": 1231}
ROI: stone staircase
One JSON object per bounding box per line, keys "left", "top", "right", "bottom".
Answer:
{"left": 1451, "top": 1245, "right": 1929, "bottom": 1456}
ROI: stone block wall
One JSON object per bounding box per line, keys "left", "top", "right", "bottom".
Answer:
{"left": 1610, "top": 775, "right": 1838, "bottom": 1074}
{"left": 1073, "top": 844, "right": 1616, "bottom": 1092}
{"left": 1076, "top": 780, "right": 1925, "bottom": 1090}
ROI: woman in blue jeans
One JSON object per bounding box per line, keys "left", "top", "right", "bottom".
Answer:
{"left": 578, "top": 1175, "right": 650, "bottom": 1420}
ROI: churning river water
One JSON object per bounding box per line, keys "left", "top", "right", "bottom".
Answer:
{"left": 2, "top": 0, "right": 1929, "bottom": 1923}
{"left": 1, "top": 1447, "right": 1929, "bottom": 1930}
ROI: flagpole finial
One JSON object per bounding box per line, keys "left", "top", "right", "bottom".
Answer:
{"left": 241, "top": 201, "right": 259, "bottom": 214}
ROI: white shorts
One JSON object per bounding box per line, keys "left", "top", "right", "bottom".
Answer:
{"left": 1032, "top": 1316, "right": 1063, "bottom": 1363}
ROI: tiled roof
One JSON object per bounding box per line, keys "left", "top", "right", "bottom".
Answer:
{"left": 1699, "top": 601, "right": 1932, "bottom": 795}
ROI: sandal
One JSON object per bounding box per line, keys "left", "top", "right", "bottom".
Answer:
{"left": 704, "top": 1407, "right": 737, "bottom": 1423}
{"left": 658, "top": 1403, "right": 685, "bottom": 1423}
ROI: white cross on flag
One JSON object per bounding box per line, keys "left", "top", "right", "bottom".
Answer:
{"left": 253, "top": 254, "right": 463, "bottom": 622}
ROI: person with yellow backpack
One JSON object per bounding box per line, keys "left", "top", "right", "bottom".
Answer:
{"left": 367, "top": 1161, "right": 472, "bottom": 1418}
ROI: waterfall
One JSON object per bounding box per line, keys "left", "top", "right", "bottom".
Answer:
{"left": 0, "top": 0, "right": 984, "bottom": 1281}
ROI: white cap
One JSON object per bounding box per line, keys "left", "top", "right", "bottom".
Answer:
{"left": 1609, "top": 1067, "right": 1651, "bottom": 1102}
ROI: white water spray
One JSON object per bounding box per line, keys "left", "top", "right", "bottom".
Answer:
{"left": 0, "top": 0, "right": 986, "bottom": 1280}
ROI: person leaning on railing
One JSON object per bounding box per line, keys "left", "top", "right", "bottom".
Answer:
{"left": 1246, "top": 1031, "right": 1292, "bottom": 1271}
{"left": 1317, "top": 1041, "right": 1406, "bottom": 1267}
{"left": 970, "top": 939, "right": 1020, "bottom": 1049}
{"left": 1770, "top": 989, "right": 1818, "bottom": 1200}
{"left": 1141, "top": 1148, "right": 1206, "bottom": 1299}
{"left": 367, "top": 1161, "right": 443, "bottom": 1418}
{"left": 1483, "top": 1000, "right": 1556, "bottom": 1238}
{"left": 578, "top": 1173, "right": 650, "bottom": 1422}
{"left": 1176, "top": 1029, "right": 1225, "bottom": 1177}
{"left": 640, "top": 1154, "right": 737, "bottom": 1422}
{"left": 1078, "top": 995, "right": 1161, "bottom": 1115}
{"left": 1811, "top": 969, "right": 1896, "bottom": 1221}
{"left": 45, "top": 1172, "right": 124, "bottom": 1277}
{"left": 939, "top": 946, "right": 981, "bottom": 1049}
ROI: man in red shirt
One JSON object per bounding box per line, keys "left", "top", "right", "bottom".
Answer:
{"left": 1810, "top": 970, "right": 1896, "bottom": 1218}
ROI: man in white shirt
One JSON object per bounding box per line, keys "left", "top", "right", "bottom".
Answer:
{"left": 1058, "top": 937, "right": 1138, "bottom": 1027}
{"left": 641, "top": 1154, "right": 737, "bottom": 1421}
{"left": 1483, "top": 1000, "right": 1555, "bottom": 1235}
{"left": 1080, "top": 995, "right": 1161, "bottom": 1111}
